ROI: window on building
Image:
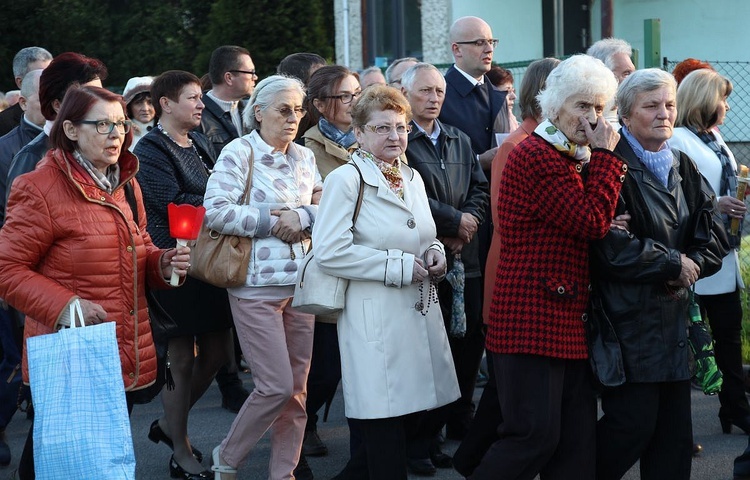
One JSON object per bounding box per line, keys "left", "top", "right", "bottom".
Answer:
{"left": 364, "top": 0, "right": 423, "bottom": 67}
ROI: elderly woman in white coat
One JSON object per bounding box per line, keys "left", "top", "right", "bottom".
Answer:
{"left": 313, "top": 85, "right": 460, "bottom": 480}
{"left": 670, "top": 69, "right": 750, "bottom": 435}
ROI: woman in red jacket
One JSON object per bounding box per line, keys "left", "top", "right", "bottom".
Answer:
{"left": 0, "top": 85, "right": 190, "bottom": 480}
{"left": 472, "top": 55, "right": 625, "bottom": 480}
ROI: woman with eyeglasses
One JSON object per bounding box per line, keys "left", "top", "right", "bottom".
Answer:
{"left": 203, "top": 75, "right": 322, "bottom": 480}
{"left": 135, "top": 70, "right": 234, "bottom": 479}
{"left": 295, "top": 65, "right": 361, "bottom": 465}
{"left": 313, "top": 85, "right": 459, "bottom": 480}
{"left": 0, "top": 85, "right": 191, "bottom": 479}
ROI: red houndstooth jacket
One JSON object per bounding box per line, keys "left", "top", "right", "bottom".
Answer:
{"left": 486, "top": 133, "right": 626, "bottom": 359}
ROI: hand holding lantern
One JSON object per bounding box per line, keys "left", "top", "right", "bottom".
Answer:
{"left": 167, "top": 203, "right": 206, "bottom": 286}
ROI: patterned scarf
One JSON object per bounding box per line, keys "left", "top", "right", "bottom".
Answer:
{"left": 621, "top": 126, "right": 673, "bottom": 187}
{"left": 73, "top": 150, "right": 120, "bottom": 194}
{"left": 318, "top": 117, "right": 357, "bottom": 150}
{"left": 689, "top": 126, "right": 740, "bottom": 245}
{"left": 689, "top": 127, "right": 737, "bottom": 197}
{"left": 358, "top": 148, "right": 404, "bottom": 199}
{"left": 534, "top": 119, "right": 591, "bottom": 163}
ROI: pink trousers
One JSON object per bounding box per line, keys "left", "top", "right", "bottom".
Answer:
{"left": 220, "top": 293, "right": 314, "bottom": 479}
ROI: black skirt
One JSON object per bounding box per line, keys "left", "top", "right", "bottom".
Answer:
{"left": 151, "top": 275, "right": 233, "bottom": 338}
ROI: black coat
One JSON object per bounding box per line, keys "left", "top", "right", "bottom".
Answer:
{"left": 195, "top": 95, "right": 243, "bottom": 156}
{"left": 0, "top": 117, "right": 42, "bottom": 224}
{"left": 0, "top": 104, "right": 23, "bottom": 137}
{"left": 590, "top": 138, "right": 727, "bottom": 383}
{"left": 439, "top": 66, "right": 507, "bottom": 159}
{"left": 134, "top": 128, "right": 216, "bottom": 248}
{"left": 405, "top": 120, "right": 489, "bottom": 277}
{"left": 3, "top": 132, "right": 50, "bottom": 224}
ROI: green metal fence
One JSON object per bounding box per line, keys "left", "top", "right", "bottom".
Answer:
{"left": 664, "top": 58, "right": 750, "bottom": 167}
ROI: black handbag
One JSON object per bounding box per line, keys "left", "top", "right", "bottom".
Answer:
{"left": 584, "top": 292, "right": 626, "bottom": 388}
{"left": 124, "top": 183, "right": 177, "bottom": 403}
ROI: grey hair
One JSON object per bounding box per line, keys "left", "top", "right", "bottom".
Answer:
{"left": 537, "top": 54, "right": 617, "bottom": 121}
{"left": 616, "top": 68, "right": 676, "bottom": 119}
{"left": 586, "top": 38, "right": 632, "bottom": 72}
{"left": 400, "top": 63, "right": 445, "bottom": 93}
{"left": 385, "top": 57, "right": 419, "bottom": 83}
{"left": 243, "top": 74, "right": 306, "bottom": 132}
{"left": 12, "top": 47, "right": 53, "bottom": 78}
{"left": 20, "top": 69, "right": 43, "bottom": 98}
{"left": 360, "top": 66, "right": 383, "bottom": 78}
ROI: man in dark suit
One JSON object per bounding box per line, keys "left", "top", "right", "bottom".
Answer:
{"left": 437, "top": 15, "right": 508, "bottom": 441}
{"left": 196, "top": 45, "right": 256, "bottom": 155}
{"left": 0, "top": 47, "right": 52, "bottom": 137}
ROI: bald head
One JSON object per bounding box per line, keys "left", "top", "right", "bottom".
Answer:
{"left": 450, "top": 16, "right": 491, "bottom": 43}
{"left": 449, "top": 16, "right": 496, "bottom": 79}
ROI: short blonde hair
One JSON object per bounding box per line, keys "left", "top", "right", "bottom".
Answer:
{"left": 676, "top": 69, "right": 733, "bottom": 131}
{"left": 350, "top": 84, "right": 412, "bottom": 128}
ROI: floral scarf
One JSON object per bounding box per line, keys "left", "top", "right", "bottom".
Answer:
{"left": 358, "top": 148, "right": 404, "bottom": 199}
{"left": 534, "top": 119, "right": 591, "bottom": 163}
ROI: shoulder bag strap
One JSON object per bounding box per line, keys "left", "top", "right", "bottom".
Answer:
{"left": 350, "top": 161, "right": 365, "bottom": 231}
{"left": 239, "top": 146, "right": 254, "bottom": 205}
{"left": 124, "top": 182, "right": 139, "bottom": 225}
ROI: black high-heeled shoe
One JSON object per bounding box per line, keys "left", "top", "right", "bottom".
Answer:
{"left": 149, "top": 420, "right": 204, "bottom": 462}
{"left": 169, "top": 455, "right": 211, "bottom": 479}
{"left": 720, "top": 414, "right": 750, "bottom": 434}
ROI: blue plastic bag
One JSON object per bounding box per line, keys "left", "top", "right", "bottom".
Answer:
{"left": 26, "top": 301, "right": 135, "bottom": 480}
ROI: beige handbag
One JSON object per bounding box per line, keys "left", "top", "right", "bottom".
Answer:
{"left": 293, "top": 162, "right": 364, "bottom": 315}
{"left": 189, "top": 148, "right": 254, "bottom": 288}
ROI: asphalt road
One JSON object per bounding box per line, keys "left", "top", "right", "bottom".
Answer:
{"left": 2, "top": 370, "right": 748, "bottom": 479}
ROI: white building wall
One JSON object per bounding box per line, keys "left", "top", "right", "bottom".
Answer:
{"left": 590, "top": 0, "right": 750, "bottom": 65}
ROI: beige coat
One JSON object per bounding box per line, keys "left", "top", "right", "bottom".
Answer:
{"left": 312, "top": 152, "right": 460, "bottom": 419}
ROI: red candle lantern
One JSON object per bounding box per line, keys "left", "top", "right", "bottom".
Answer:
{"left": 167, "top": 203, "right": 206, "bottom": 285}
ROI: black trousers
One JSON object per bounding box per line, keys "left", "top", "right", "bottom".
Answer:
{"left": 453, "top": 353, "right": 501, "bottom": 476}
{"left": 337, "top": 416, "right": 412, "bottom": 480}
{"left": 597, "top": 380, "right": 692, "bottom": 480}
{"left": 441, "top": 277, "right": 485, "bottom": 429}
{"left": 698, "top": 289, "right": 750, "bottom": 419}
{"left": 305, "top": 321, "right": 341, "bottom": 430}
{"left": 469, "top": 354, "right": 596, "bottom": 480}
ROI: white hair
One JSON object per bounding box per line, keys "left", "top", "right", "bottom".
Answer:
{"left": 243, "top": 75, "right": 305, "bottom": 132}
{"left": 537, "top": 54, "right": 618, "bottom": 121}
{"left": 400, "top": 63, "right": 445, "bottom": 93}
{"left": 586, "top": 38, "right": 633, "bottom": 72}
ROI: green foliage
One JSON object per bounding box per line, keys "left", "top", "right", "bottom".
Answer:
{"left": 196, "top": 0, "right": 334, "bottom": 78}
{"left": 740, "top": 236, "right": 750, "bottom": 363}
{"left": 0, "top": 0, "right": 334, "bottom": 92}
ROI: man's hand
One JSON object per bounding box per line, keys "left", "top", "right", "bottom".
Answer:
{"left": 457, "top": 213, "right": 479, "bottom": 243}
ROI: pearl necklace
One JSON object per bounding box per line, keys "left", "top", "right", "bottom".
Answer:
{"left": 157, "top": 123, "right": 213, "bottom": 174}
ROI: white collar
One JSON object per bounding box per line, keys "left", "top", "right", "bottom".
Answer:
{"left": 454, "top": 65, "right": 484, "bottom": 86}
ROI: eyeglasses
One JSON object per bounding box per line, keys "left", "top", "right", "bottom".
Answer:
{"left": 363, "top": 124, "right": 412, "bottom": 136}
{"left": 455, "top": 38, "right": 499, "bottom": 48}
{"left": 230, "top": 69, "right": 257, "bottom": 77}
{"left": 79, "top": 119, "right": 132, "bottom": 135}
{"left": 325, "top": 91, "right": 362, "bottom": 104}
{"left": 275, "top": 106, "right": 307, "bottom": 118}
